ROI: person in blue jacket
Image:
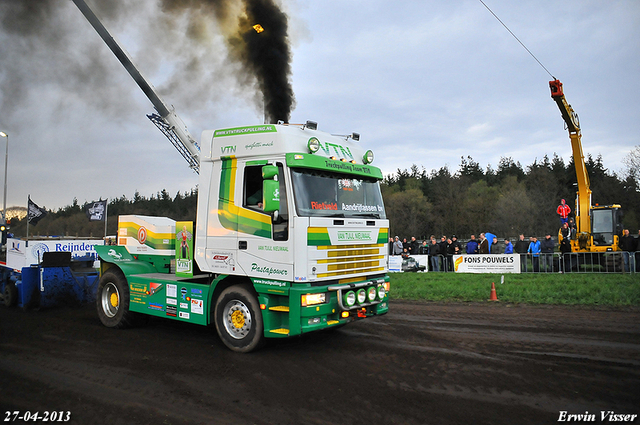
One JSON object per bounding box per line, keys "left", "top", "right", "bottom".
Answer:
{"left": 527, "top": 236, "right": 541, "bottom": 272}
{"left": 466, "top": 235, "right": 479, "bottom": 254}
{"left": 504, "top": 238, "right": 514, "bottom": 254}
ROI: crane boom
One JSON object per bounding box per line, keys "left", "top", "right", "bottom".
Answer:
{"left": 71, "top": 0, "right": 200, "bottom": 173}
{"left": 550, "top": 79, "right": 622, "bottom": 254}
{"left": 549, "top": 79, "right": 591, "bottom": 236}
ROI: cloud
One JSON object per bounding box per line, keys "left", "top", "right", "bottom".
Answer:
{"left": 0, "top": 0, "right": 638, "bottom": 211}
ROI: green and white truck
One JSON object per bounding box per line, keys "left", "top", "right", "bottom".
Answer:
{"left": 73, "top": 0, "right": 389, "bottom": 352}
{"left": 96, "top": 124, "right": 389, "bottom": 352}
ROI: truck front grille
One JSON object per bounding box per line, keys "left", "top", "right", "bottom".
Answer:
{"left": 311, "top": 243, "right": 386, "bottom": 278}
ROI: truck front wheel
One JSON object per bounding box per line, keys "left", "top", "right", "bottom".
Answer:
{"left": 214, "top": 285, "right": 265, "bottom": 353}
{"left": 96, "top": 269, "right": 136, "bottom": 328}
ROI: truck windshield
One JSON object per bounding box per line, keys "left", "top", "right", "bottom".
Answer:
{"left": 291, "top": 168, "right": 386, "bottom": 219}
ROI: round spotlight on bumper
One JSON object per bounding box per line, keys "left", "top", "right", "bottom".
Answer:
{"left": 356, "top": 288, "right": 367, "bottom": 304}
{"left": 367, "top": 286, "right": 377, "bottom": 302}
{"left": 377, "top": 285, "right": 386, "bottom": 300}
{"left": 344, "top": 291, "right": 356, "bottom": 307}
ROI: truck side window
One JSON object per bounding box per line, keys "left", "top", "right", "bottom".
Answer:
{"left": 243, "top": 166, "right": 263, "bottom": 210}
{"left": 273, "top": 163, "right": 288, "bottom": 241}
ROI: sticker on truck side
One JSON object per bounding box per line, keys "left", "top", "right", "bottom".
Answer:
{"left": 209, "top": 251, "right": 236, "bottom": 272}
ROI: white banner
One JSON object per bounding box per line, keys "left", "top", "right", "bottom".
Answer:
{"left": 388, "top": 255, "right": 403, "bottom": 272}
{"left": 5, "top": 238, "right": 103, "bottom": 270}
{"left": 452, "top": 254, "right": 521, "bottom": 273}
{"left": 412, "top": 255, "right": 428, "bottom": 271}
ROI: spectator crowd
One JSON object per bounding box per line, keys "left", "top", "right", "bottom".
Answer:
{"left": 389, "top": 228, "right": 640, "bottom": 273}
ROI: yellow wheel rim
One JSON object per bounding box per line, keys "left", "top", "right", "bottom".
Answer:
{"left": 231, "top": 309, "right": 245, "bottom": 329}
{"left": 223, "top": 299, "right": 253, "bottom": 339}
{"left": 102, "top": 281, "right": 121, "bottom": 318}
{"left": 110, "top": 292, "right": 119, "bottom": 308}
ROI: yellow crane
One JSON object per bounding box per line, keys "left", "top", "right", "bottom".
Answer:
{"left": 550, "top": 79, "right": 622, "bottom": 253}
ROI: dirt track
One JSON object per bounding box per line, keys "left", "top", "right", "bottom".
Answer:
{"left": 1, "top": 301, "right": 639, "bottom": 425}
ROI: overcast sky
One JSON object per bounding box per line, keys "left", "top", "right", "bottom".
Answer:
{"left": 0, "top": 0, "right": 638, "bottom": 211}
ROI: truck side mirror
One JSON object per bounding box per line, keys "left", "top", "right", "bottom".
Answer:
{"left": 262, "top": 165, "right": 278, "bottom": 180}
{"left": 262, "top": 165, "right": 280, "bottom": 213}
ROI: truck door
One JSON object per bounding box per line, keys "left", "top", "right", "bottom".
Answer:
{"left": 236, "top": 161, "right": 293, "bottom": 279}
{"left": 201, "top": 158, "right": 241, "bottom": 274}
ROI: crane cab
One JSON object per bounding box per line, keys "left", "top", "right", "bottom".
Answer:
{"left": 589, "top": 205, "right": 623, "bottom": 251}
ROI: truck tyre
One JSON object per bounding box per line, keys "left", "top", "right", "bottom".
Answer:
{"left": 214, "top": 285, "right": 265, "bottom": 353}
{"left": 96, "top": 269, "right": 136, "bottom": 329}
{"left": 3, "top": 283, "right": 17, "bottom": 307}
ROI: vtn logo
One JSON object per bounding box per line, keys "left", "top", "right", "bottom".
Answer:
{"left": 317, "top": 140, "right": 353, "bottom": 159}
{"left": 221, "top": 145, "right": 237, "bottom": 154}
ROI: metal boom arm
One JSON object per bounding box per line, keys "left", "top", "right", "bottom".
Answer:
{"left": 71, "top": 0, "right": 200, "bottom": 173}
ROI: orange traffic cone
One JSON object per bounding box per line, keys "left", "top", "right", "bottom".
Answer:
{"left": 489, "top": 282, "right": 498, "bottom": 301}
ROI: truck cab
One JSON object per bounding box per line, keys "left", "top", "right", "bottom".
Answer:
{"left": 196, "top": 123, "right": 387, "bottom": 282}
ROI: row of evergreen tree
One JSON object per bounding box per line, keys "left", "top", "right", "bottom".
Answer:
{"left": 9, "top": 189, "right": 198, "bottom": 239}
{"left": 6, "top": 154, "right": 639, "bottom": 242}
{"left": 383, "top": 154, "right": 639, "bottom": 240}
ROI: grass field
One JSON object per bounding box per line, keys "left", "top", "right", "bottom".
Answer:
{"left": 389, "top": 272, "right": 640, "bottom": 306}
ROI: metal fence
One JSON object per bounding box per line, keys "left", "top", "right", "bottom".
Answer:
{"left": 423, "top": 252, "right": 638, "bottom": 274}
{"left": 519, "top": 252, "right": 629, "bottom": 274}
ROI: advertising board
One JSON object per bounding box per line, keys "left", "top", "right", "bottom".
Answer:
{"left": 388, "top": 255, "right": 402, "bottom": 272}
{"left": 5, "top": 238, "right": 103, "bottom": 270}
{"left": 452, "top": 254, "right": 521, "bottom": 273}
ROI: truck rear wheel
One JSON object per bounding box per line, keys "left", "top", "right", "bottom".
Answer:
{"left": 214, "top": 285, "right": 265, "bottom": 353}
{"left": 3, "top": 282, "right": 17, "bottom": 307}
{"left": 96, "top": 269, "right": 136, "bottom": 328}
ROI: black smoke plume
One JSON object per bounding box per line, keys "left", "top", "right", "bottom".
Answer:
{"left": 239, "top": 0, "right": 295, "bottom": 123}
{"left": 160, "top": 0, "right": 296, "bottom": 123}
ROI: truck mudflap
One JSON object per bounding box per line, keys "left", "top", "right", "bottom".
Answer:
{"left": 255, "top": 275, "right": 389, "bottom": 339}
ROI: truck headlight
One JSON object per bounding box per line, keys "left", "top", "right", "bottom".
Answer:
{"left": 307, "top": 137, "right": 320, "bottom": 153}
{"left": 344, "top": 291, "right": 356, "bottom": 307}
{"left": 378, "top": 285, "right": 386, "bottom": 300}
{"left": 363, "top": 150, "right": 374, "bottom": 164}
{"left": 301, "top": 293, "right": 326, "bottom": 307}
{"left": 367, "top": 286, "right": 377, "bottom": 302}
{"left": 357, "top": 289, "right": 367, "bottom": 304}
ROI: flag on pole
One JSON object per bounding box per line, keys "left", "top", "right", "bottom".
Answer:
{"left": 27, "top": 196, "right": 47, "bottom": 225}
{"left": 85, "top": 199, "right": 108, "bottom": 221}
